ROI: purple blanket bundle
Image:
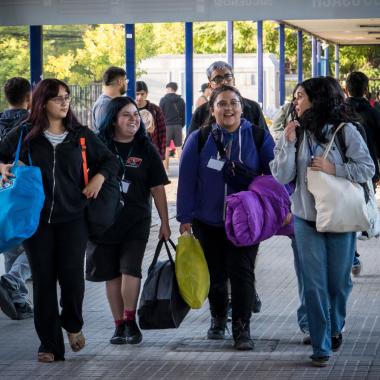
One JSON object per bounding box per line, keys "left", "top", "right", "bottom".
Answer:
{"left": 225, "top": 175, "right": 294, "bottom": 247}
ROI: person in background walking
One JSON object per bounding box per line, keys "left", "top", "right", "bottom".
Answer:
{"left": 92, "top": 66, "right": 128, "bottom": 132}
{"left": 195, "top": 83, "right": 212, "bottom": 109}
{"left": 135, "top": 81, "right": 166, "bottom": 160}
{"left": 0, "top": 77, "right": 34, "bottom": 321}
{"left": 159, "top": 82, "right": 185, "bottom": 171}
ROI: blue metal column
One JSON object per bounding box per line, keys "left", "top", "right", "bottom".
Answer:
{"left": 279, "top": 23, "right": 285, "bottom": 106}
{"left": 311, "top": 36, "right": 317, "bottom": 77}
{"left": 297, "top": 30, "right": 303, "bottom": 83}
{"left": 335, "top": 45, "right": 340, "bottom": 80}
{"left": 125, "top": 24, "right": 136, "bottom": 99}
{"left": 316, "top": 40, "right": 321, "bottom": 76}
{"left": 257, "top": 21, "right": 263, "bottom": 106}
{"left": 227, "top": 21, "right": 234, "bottom": 69}
{"left": 323, "top": 46, "right": 329, "bottom": 76}
{"left": 29, "top": 25, "right": 43, "bottom": 87}
{"left": 185, "top": 22, "right": 193, "bottom": 131}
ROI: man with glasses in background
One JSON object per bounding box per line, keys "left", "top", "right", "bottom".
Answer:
{"left": 188, "top": 61, "right": 267, "bottom": 135}
{"left": 92, "top": 66, "right": 128, "bottom": 132}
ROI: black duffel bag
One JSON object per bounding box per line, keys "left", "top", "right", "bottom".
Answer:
{"left": 138, "top": 239, "right": 190, "bottom": 329}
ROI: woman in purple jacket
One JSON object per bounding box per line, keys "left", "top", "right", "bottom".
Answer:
{"left": 177, "top": 85, "right": 275, "bottom": 350}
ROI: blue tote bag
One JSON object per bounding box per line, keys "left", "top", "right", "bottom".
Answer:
{"left": 0, "top": 128, "right": 45, "bottom": 251}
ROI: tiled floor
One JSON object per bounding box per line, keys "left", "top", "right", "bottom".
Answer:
{"left": 1, "top": 159, "right": 379, "bottom": 379}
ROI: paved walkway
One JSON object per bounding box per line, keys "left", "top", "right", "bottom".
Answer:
{"left": 1, "top": 159, "right": 380, "bottom": 379}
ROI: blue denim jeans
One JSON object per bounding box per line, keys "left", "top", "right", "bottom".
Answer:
{"left": 291, "top": 237, "right": 309, "bottom": 333}
{"left": 1, "top": 245, "right": 31, "bottom": 305}
{"left": 294, "top": 217, "right": 355, "bottom": 357}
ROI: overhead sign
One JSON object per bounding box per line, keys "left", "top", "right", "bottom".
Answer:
{"left": 1, "top": 0, "right": 379, "bottom": 25}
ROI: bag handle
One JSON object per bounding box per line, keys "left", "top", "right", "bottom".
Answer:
{"left": 12, "top": 125, "right": 33, "bottom": 169}
{"left": 79, "top": 137, "right": 89, "bottom": 186}
{"left": 322, "top": 123, "right": 345, "bottom": 160}
{"left": 148, "top": 238, "right": 176, "bottom": 274}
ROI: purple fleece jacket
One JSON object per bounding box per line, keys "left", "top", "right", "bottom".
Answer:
{"left": 225, "top": 175, "right": 294, "bottom": 246}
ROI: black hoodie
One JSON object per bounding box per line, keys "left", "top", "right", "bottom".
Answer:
{"left": 159, "top": 93, "right": 185, "bottom": 127}
{"left": 346, "top": 97, "right": 380, "bottom": 181}
{"left": 0, "top": 108, "right": 29, "bottom": 141}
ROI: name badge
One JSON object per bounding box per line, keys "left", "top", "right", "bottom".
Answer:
{"left": 207, "top": 158, "right": 225, "bottom": 171}
{"left": 121, "top": 180, "right": 131, "bottom": 194}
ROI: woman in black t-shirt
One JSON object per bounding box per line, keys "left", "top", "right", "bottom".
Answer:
{"left": 92, "top": 97, "right": 171, "bottom": 345}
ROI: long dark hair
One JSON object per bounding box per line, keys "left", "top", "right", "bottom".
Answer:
{"left": 203, "top": 84, "right": 243, "bottom": 129}
{"left": 98, "top": 96, "right": 147, "bottom": 147}
{"left": 299, "top": 77, "right": 357, "bottom": 144}
{"left": 24, "top": 79, "right": 81, "bottom": 142}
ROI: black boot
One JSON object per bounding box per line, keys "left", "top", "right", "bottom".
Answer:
{"left": 207, "top": 316, "right": 227, "bottom": 340}
{"left": 232, "top": 319, "right": 254, "bottom": 350}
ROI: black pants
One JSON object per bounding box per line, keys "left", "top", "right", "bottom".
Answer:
{"left": 192, "top": 220, "right": 258, "bottom": 321}
{"left": 24, "top": 218, "right": 88, "bottom": 360}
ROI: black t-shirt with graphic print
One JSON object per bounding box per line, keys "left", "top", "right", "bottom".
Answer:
{"left": 111, "top": 138, "right": 170, "bottom": 218}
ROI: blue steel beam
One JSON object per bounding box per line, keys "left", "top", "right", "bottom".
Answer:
{"left": 29, "top": 25, "right": 43, "bottom": 87}
{"left": 227, "top": 21, "right": 234, "bottom": 69}
{"left": 335, "top": 45, "right": 340, "bottom": 80}
{"left": 297, "top": 30, "right": 303, "bottom": 84}
{"left": 185, "top": 22, "right": 193, "bottom": 131}
{"left": 125, "top": 24, "right": 136, "bottom": 99}
{"left": 323, "top": 46, "right": 329, "bottom": 76}
{"left": 279, "top": 23, "right": 285, "bottom": 106}
{"left": 311, "top": 36, "right": 317, "bottom": 78}
{"left": 316, "top": 40, "right": 321, "bottom": 77}
{"left": 257, "top": 20, "right": 263, "bottom": 107}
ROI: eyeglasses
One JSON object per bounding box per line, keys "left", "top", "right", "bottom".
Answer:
{"left": 210, "top": 74, "right": 234, "bottom": 84}
{"left": 215, "top": 100, "right": 241, "bottom": 109}
{"left": 50, "top": 96, "right": 71, "bottom": 105}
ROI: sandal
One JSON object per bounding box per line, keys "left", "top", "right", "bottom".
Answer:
{"left": 67, "top": 331, "right": 85, "bottom": 352}
{"left": 38, "top": 352, "right": 55, "bottom": 363}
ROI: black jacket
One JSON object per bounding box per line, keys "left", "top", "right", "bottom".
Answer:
{"left": 0, "top": 109, "right": 29, "bottom": 141}
{"left": 188, "top": 97, "right": 268, "bottom": 135}
{"left": 0, "top": 124, "right": 119, "bottom": 224}
{"left": 159, "top": 93, "right": 185, "bottom": 127}
{"left": 346, "top": 97, "right": 380, "bottom": 181}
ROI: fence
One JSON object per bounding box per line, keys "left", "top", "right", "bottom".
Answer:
{"left": 0, "top": 83, "right": 103, "bottom": 128}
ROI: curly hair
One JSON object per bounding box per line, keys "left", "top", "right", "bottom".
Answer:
{"left": 299, "top": 77, "right": 357, "bottom": 144}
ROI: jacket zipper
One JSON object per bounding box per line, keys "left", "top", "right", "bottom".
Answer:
{"left": 48, "top": 146, "right": 57, "bottom": 223}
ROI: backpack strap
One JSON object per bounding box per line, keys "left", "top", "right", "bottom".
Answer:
{"left": 79, "top": 137, "right": 89, "bottom": 186}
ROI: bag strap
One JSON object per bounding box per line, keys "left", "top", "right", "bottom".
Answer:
{"left": 80, "top": 137, "right": 89, "bottom": 186}
{"left": 148, "top": 238, "right": 176, "bottom": 274}
{"left": 322, "top": 122, "right": 346, "bottom": 160}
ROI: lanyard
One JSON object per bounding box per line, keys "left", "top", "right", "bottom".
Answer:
{"left": 113, "top": 141, "right": 134, "bottom": 179}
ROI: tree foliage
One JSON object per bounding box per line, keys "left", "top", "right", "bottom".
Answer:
{"left": 0, "top": 22, "right": 379, "bottom": 87}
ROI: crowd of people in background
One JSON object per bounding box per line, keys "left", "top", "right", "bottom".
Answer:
{"left": 0, "top": 61, "right": 379, "bottom": 367}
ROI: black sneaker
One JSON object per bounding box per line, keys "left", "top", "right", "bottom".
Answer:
{"left": 332, "top": 334, "right": 343, "bottom": 352}
{"left": 310, "top": 355, "right": 329, "bottom": 367}
{"left": 302, "top": 334, "right": 312, "bottom": 345}
{"left": 15, "top": 302, "right": 34, "bottom": 320}
{"left": 125, "top": 319, "right": 142, "bottom": 344}
{"left": 0, "top": 278, "right": 18, "bottom": 320}
{"left": 110, "top": 321, "right": 127, "bottom": 345}
{"left": 207, "top": 317, "right": 227, "bottom": 340}
{"left": 252, "top": 291, "right": 262, "bottom": 313}
{"left": 232, "top": 319, "right": 254, "bottom": 350}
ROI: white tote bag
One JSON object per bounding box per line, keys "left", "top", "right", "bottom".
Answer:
{"left": 306, "top": 123, "right": 370, "bottom": 233}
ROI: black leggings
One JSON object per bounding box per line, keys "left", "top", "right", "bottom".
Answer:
{"left": 24, "top": 218, "right": 88, "bottom": 360}
{"left": 192, "top": 220, "right": 258, "bottom": 321}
